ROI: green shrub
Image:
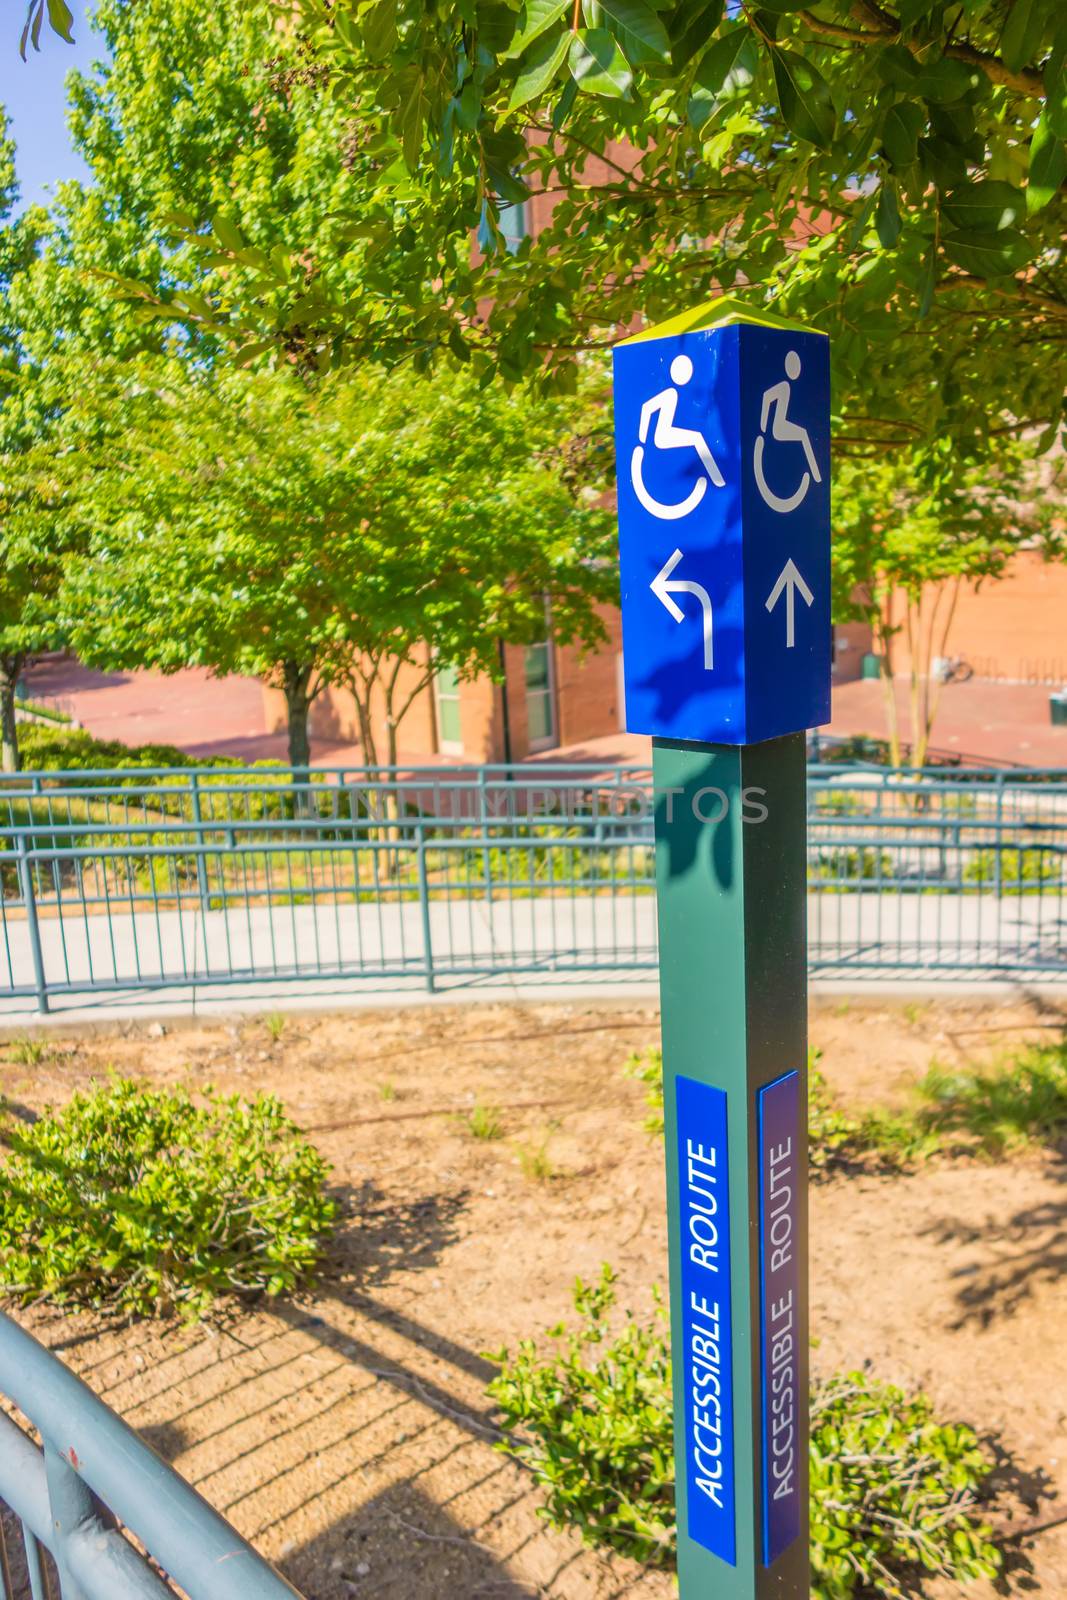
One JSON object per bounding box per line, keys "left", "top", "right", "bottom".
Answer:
{"left": 16, "top": 724, "right": 223, "bottom": 774}
{"left": 809, "top": 1373, "right": 999, "bottom": 1598}
{"left": 623, "top": 1044, "right": 666, "bottom": 1136}
{"left": 963, "top": 845, "right": 1061, "bottom": 892}
{"left": 810, "top": 847, "right": 895, "bottom": 885}
{"left": 488, "top": 1271, "right": 1001, "bottom": 1597}
{"left": 488, "top": 1267, "right": 674, "bottom": 1561}
{"left": 14, "top": 698, "right": 72, "bottom": 725}
{"left": 917, "top": 1040, "right": 1067, "bottom": 1155}
{"left": 624, "top": 1047, "right": 933, "bottom": 1174}
{"left": 807, "top": 1062, "right": 937, "bottom": 1175}
{"left": 0, "top": 1077, "right": 336, "bottom": 1319}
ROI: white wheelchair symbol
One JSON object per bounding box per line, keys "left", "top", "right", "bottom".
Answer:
{"left": 753, "top": 350, "right": 822, "bottom": 514}
{"left": 630, "top": 354, "right": 725, "bottom": 522}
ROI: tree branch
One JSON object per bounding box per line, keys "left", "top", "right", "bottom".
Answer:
{"left": 799, "top": 11, "right": 884, "bottom": 44}
{"left": 792, "top": 1, "right": 1049, "bottom": 96}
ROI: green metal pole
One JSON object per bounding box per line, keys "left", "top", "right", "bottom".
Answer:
{"left": 654, "top": 732, "right": 809, "bottom": 1600}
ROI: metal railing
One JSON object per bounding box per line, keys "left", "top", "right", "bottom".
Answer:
{"left": 0, "top": 1308, "right": 302, "bottom": 1600}
{"left": 1, "top": 762, "right": 1065, "bottom": 1009}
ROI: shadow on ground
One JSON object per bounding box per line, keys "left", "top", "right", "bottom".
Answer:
{"left": 924, "top": 1169, "right": 1067, "bottom": 1328}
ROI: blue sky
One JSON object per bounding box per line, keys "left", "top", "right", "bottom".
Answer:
{"left": 0, "top": 2, "right": 104, "bottom": 212}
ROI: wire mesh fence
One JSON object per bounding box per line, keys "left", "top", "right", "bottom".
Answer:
{"left": 1, "top": 762, "right": 1064, "bottom": 1009}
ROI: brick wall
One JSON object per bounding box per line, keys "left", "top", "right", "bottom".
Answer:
{"left": 883, "top": 551, "right": 1067, "bottom": 684}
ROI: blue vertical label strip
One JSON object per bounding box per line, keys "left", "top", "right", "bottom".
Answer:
{"left": 675, "top": 1074, "right": 735, "bottom": 1565}
{"left": 758, "top": 1070, "right": 803, "bottom": 1565}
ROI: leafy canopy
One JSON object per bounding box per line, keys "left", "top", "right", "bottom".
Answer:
{"left": 59, "top": 357, "right": 615, "bottom": 718}
{"left": 25, "top": 0, "right": 1065, "bottom": 442}
{"left": 19, "top": 0, "right": 435, "bottom": 375}
{"left": 143, "top": 0, "right": 1064, "bottom": 449}
{"left": 0, "top": 104, "right": 88, "bottom": 769}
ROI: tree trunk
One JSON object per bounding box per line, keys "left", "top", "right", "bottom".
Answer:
{"left": 351, "top": 687, "right": 378, "bottom": 769}
{"left": 871, "top": 605, "right": 902, "bottom": 769}
{"left": 281, "top": 662, "right": 314, "bottom": 772}
{"left": 915, "top": 577, "right": 962, "bottom": 772}
{"left": 0, "top": 655, "right": 25, "bottom": 774}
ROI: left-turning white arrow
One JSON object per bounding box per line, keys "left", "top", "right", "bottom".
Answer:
{"left": 651, "top": 548, "right": 714, "bottom": 670}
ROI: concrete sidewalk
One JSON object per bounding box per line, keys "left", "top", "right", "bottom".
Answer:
{"left": 3, "top": 891, "right": 1064, "bottom": 1025}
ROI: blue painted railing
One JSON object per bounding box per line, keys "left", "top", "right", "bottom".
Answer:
{"left": 1, "top": 761, "right": 1065, "bottom": 1010}
{"left": 0, "top": 1308, "right": 302, "bottom": 1599}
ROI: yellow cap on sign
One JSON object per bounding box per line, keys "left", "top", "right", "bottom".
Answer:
{"left": 617, "top": 294, "right": 826, "bottom": 344}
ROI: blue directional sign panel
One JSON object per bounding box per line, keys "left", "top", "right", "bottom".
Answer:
{"left": 613, "top": 299, "right": 831, "bottom": 745}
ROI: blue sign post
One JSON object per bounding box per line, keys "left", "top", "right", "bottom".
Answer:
{"left": 612, "top": 296, "right": 829, "bottom": 1600}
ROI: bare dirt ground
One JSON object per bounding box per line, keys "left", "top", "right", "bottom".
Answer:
{"left": 2, "top": 993, "right": 1066, "bottom": 1599}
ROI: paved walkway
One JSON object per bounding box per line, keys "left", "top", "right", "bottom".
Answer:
{"left": 825, "top": 677, "right": 1067, "bottom": 767}
{"left": 543, "top": 679, "right": 1067, "bottom": 768}
{"left": 3, "top": 892, "right": 1063, "bottom": 1022}
{"left": 23, "top": 658, "right": 1067, "bottom": 771}
{"left": 21, "top": 658, "right": 363, "bottom": 766}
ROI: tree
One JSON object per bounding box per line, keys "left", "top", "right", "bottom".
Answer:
{"left": 60, "top": 359, "right": 615, "bottom": 768}
{"left": 22, "top": 0, "right": 450, "bottom": 379}
{"left": 0, "top": 109, "right": 79, "bottom": 772}
{"left": 77, "top": 0, "right": 1064, "bottom": 456}
{"left": 832, "top": 439, "right": 1065, "bottom": 765}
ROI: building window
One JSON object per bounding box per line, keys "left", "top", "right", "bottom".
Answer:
{"left": 498, "top": 199, "right": 527, "bottom": 254}
{"left": 435, "top": 663, "right": 463, "bottom": 751}
{"left": 524, "top": 637, "right": 556, "bottom": 749}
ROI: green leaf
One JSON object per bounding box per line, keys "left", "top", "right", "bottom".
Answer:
{"left": 1046, "top": 24, "right": 1067, "bottom": 137}
{"left": 569, "top": 28, "right": 634, "bottom": 96}
{"left": 882, "top": 101, "right": 924, "bottom": 168}
{"left": 688, "top": 26, "right": 755, "bottom": 128}
{"left": 232, "top": 340, "right": 276, "bottom": 367}
{"left": 913, "top": 57, "right": 982, "bottom": 103}
{"left": 941, "top": 227, "right": 1033, "bottom": 277}
{"left": 772, "top": 49, "right": 836, "bottom": 149}
{"left": 669, "top": 0, "right": 724, "bottom": 71}
{"left": 395, "top": 65, "right": 430, "bottom": 169}
{"left": 1000, "top": 0, "right": 1045, "bottom": 74}
{"left": 362, "top": 0, "right": 397, "bottom": 61}
{"left": 509, "top": 29, "right": 571, "bottom": 107}
{"left": 162, "top": 208, "right": 198, "bottom": 233}
{"left": 45, "top": 0, "right": 73, "bottom": 43}
{"left": 1028, "top": 113, "right": 1067, "bottom": 212}
{"left": 942, "top": 179, "right": 1024, "bottom": 231}
{"left": 875, "top": 180, "right": 901, "bottom": 247}
{"left": 876, "top": 44, "right": 920, "bottom": 89}
{"left": 551, "top": 75, "right": 580, "bottom": 127}
{"left": 448, "top": 325, "right": 472, "bottom": 362}
{"left": 212, "top": 214, "right": 245, "bottom": 254}
{"left": 919, "top": 134, "right": 968, "bottom": 189}
{"left": 844, "top": 189, "right": 876, "bottom": 251}
{"left": 598, "top": 0, "right": 670, "bottom": 62}
{"left": 505, "top": 0, "right": 570, "bottom": 58}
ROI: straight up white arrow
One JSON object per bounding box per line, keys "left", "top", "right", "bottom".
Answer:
{"left": 765, "top": 558, "right": 814, "bottom": 648}
{"left": 651, "top": 548, "right": 714, "bottom": 670}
